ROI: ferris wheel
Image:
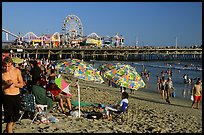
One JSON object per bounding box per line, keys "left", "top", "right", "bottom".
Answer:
{"left": 62, "top": 15, "right": 83, "bottom": 42}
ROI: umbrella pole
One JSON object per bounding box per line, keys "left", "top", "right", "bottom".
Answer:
{"left": 77, "top": 82, "right": 81, "bottom": 118}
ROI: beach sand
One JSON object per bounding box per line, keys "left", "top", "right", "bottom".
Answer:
{"left": 2, "top": 75, "right": 202, "bottom": 133}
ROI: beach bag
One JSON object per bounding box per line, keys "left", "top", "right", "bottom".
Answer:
{"left": 70, "top": 110, "right": 80, "bottom": 117}
{"left": 191, "top": 95, "right": 194, "bottom": 101}
{"left": 84, "top": 111, "right": 103, "bottom": 120}
{"left": 47, "top": 115, "right": 59, "bottom": 123}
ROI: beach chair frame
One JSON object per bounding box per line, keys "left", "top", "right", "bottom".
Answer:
{"left": 18, "top": 93, "right": 49, "bottom": 124}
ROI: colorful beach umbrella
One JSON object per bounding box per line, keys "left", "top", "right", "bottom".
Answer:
{"left": 55, "top": 58, "right": 104, "bottom": 117}
{"left": 99, "top": 63, "right": 116, "bottom": 73}
{"left": 103, "top": 63, "right": 145, "bottom": 90}
{"left": 55, "top": 77, "right": 72, "bottom": 96}
{"left": 56, "top": 58, "right": 104, "bottom": 83}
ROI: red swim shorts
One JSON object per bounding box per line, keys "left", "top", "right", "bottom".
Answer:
{"left": 193, "top": 96, "right": 202, "bottom": 102}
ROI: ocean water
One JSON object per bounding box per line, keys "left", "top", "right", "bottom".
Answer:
{"left": 90, "top": 60, "right": 202, "bottom": 101}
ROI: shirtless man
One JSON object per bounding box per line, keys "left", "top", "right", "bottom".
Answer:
{"left": 2, "top": 57, "right": 24, "bottom": 133}
{"left": 191, "top": 79, "right": 202, "bottom": 109}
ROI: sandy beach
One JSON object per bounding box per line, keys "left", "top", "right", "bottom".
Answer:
{"left": 2, "top": 75, "right": 202, "bottom": 133}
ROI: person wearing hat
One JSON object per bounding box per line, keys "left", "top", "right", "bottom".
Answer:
{"left": 165, "top": 77, "right": 174, "bottom": 104}
{"left": 46, "top": 80, "right": 72, "bottom": 114}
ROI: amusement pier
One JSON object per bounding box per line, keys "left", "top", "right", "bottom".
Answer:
{"left": 2, "top": 44, "right": 202, "bottom": 61}
{"left": 2, "top": 14, "right": 202, "bottom": 61}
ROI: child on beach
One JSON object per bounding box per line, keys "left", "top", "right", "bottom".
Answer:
{"left": 104, "top": 92, "right": 129, "bottom": 120}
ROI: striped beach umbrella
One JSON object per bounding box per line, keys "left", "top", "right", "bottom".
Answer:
{"left": 55, "top": 77, "right": 72, "bottom": 96}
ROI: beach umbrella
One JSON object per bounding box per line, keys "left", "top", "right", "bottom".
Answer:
{"left": 103, "top": 63, "right": 145, "bottom": 90}
{"left": 11, "top": 57, "right": 24, "bottom": 64}
{"left": 99, "top": 63, "right": 115, "bottom": 72}
{"left": 56, "top": 58, "right": 104, "bottom": 83}
{"left": 55, "top": 58, "right": 104, "bottom": 117}
{"left": 55, "top": 77, "right": 72, "bottom": 96}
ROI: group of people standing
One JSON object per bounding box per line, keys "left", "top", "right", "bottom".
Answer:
{"left": 157, "top": 76, "right": 174, "bottom": 104}
{"left": 157, "top": 68, "right": 202, "bottom": 107}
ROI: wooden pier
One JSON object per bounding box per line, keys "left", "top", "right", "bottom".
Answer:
{"left": 2, "top": 46, "right": 202, "bottom": 61}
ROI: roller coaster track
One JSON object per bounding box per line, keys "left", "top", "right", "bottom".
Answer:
{"left": 2, "top": 28, "right": 19, "bottom": 38}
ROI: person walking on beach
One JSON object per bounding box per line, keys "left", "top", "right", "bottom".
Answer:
{"left": 160, "top": 76, "right": 166, "bottom": 99}
{"left": 2, "top": 57, "right": 24, "bottom": 133}
{"left": 191, "top": 78, "right": 202, "bottom": 109}
{"left": 157, "top": 76, "right": 161, "bottom": 93}
{"left": 165, "top": 77, "right": 174, "bottom": 104}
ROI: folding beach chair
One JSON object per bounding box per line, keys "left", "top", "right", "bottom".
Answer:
{"left": 18, "top": 93, "right": 48, "bottom": 124}
{"left": 109, "top": 103, "right": 130, "bottom": 122}
{"left": 31, "top": 104, "right": 48, "bottom": 124}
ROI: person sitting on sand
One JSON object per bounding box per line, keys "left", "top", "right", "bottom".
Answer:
{"left": 46, "top": 80, "right": 72, "bottom": 114}
{"left": 104, "top": 92, "right": 129, "bottom": 120}
{"left": 31, "top": 77, "right": 53, "bottom": 112}
{"left": 191, "top": 78, "right": 202, "bottom": 109}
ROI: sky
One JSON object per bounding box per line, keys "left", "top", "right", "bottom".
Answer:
{"left": 2, "top": 2, "right": 202, "bottom": 47}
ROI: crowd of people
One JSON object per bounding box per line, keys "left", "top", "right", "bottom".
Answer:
{"left": 2, "top": 56, "right": 131, "bottom": 133}
{"left": 2, "top": 55, "right": 201, "bottom": 133}
{"left": 2, "top": 57, "right": 74, "bottom": 133}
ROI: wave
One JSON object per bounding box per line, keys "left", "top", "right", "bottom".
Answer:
{"left": 133, "top": 63, "right": 202, "bottom": 71}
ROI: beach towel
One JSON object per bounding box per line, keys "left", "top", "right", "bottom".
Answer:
{"left": 71, "top": 100, "right": 99, "bottom": 107}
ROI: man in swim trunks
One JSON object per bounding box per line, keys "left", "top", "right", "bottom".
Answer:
{"left": 2, "top": 57, "right": 24, "bottom": 133}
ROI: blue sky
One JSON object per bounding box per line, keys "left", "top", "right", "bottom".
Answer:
{"left": 2, "top": 2, "right": 202, "bottom": 47}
